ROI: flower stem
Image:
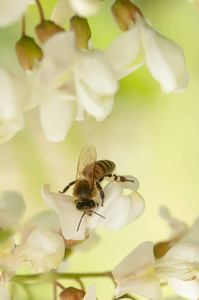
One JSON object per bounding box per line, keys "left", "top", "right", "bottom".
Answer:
{"left": 21, "top": 16, "right": 26, "bottom": 36}
{"left": 35, "top": 0, "right": 44, "bottom": 21}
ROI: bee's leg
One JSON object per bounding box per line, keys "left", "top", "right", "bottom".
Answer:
{"left": 59, "top": 180, "right": 76, "bottom": 194}
{"left": 96, "top": 181, "right": 105, "bottom": 207}
{"left": 113, "top": 174, "right": 134, "bottom": 183}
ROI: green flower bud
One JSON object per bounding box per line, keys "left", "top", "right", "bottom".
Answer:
{"left": 15, "top": 36, "right": 43, "bottom": 71}
{"left": 35, "top": 20, "right": 65, "bottom": 44}
{"left": 111, "top": 0, "right": 142, "bottom": 31}
{"left": 70, "top": 16, "right": 91, "bottom": 49}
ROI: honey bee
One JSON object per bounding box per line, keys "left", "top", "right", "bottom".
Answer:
{"left": 59, "top": 145, "right": 134, "bottom": 231}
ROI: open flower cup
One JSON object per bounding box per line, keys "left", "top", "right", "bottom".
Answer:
{"left": 41, "top": 176, "right": 145, "bottom": 240}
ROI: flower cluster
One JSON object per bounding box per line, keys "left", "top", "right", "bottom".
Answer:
{"left": 0, "top": 0, "right": 190, "bottom": 143}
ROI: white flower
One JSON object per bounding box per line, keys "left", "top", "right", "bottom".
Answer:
{"left": 155, "top": 240, "right": 199, "bottom": 299}
{"left": 113, "top": 240, "right": 199, "bottom": 300}
{"left": 15, "top": 228, "right": 65, "bottom": 273}
{"left": 106, "top": 14, "right": 189, "bottom": 94}
{"left": 0, "top": 0, "right": 27, "bottom": 27}
{"left": 0, "top": 190, "right": 25, "bottom": 230}
{"left": 0, "top": 66, "right": 31, "bottom": 144}
{"left": 52, "top": 0, "right": 101, "bottom": 26}
{"left": 41, "top": 176, "right": 144, "bottom": 240}
{"left": 0, "top": 287, "right": 11, "bottom": 300}
{"left": 113, "top": 241, "right": 162, "bottom": 300}
{"left": 32, "top": 31, "right": 118, "bottom": 142}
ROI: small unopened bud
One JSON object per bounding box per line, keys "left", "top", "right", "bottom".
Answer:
{"left": 111, "top": 0, "right": 142, "bottom": 31}
{"left": 15, "top": 36, "right": 43, "bottom": 70}
{"left": 70, "top": 16, "right": 91, "bottom": 49}
{"left": 59, "top": 287, "right": 86, "bottom": 300}
{"left": 35, "top": 20, "right": 65, "bottom": 44}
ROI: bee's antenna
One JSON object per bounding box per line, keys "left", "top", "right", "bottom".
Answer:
{"left": 76, "top": 211, "right": 106, "bottom": 232}
{"left": 89, "top": 211, "right": 106, "bottom": 219}
{"left": 77, "top": 212, "right": 86, "bottom": 231}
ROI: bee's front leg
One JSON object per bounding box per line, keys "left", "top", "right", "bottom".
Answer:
{"left": 59, "top": 180, "right": 76, "bottom": 194}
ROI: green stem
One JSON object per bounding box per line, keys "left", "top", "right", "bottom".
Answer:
{"left": 12, "top": 271, "right": 114, "bottom": 283}
{"left": 35, "top": 0, "right": 44, "bottom": 21}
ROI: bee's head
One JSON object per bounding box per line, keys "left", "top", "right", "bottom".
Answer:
{"left": 75, "top": 200, "right": 98, "bottom": 211}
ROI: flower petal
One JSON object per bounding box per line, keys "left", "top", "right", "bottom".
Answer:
{"left": 83, "top": 283, "right": 96, "bottom": 300}
{"left": 0, "top": 116, "right": 24, "bottom": 144}
{"left": 0, "top": 287, "right": 11, "bottom": 300}
{"left": 0, "top": 0, "right": 27, "bottom": 27}
{"left": 70, "top": 0, "right": 100, "bottom": 17}
{"left": 39, "top": 96, "right": 77, "bottom": 142}
{"left": 41, "top": 184, "right": 86, "bottom": 240}
{"left": 15, "top": 228, "right": 65, "bottom": 272}
{"left": 0, "top": 190, "right": 25, "bottom": 229}
{"left": 166, "top": 277, "right": 199, "bottom": 299}
{"left": 115, "top": 276, "right": 162, "bottom": 300}
{"left": 142, "top": 20, "right": 189, "bottom": 94}
{"left": 113, "top": 241, "right": 155, "bottom": 281}
{"left": 106, "top": 24, "right": 144, "bottom": 80}
{"left": 51, "top": 0, "right": 75, "bottom": 26}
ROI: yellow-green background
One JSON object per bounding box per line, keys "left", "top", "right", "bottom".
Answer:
{"left": 1, "top": 0, "right": 199, "bottom": 299}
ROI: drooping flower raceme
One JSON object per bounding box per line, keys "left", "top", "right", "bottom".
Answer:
{"left": 51, "top": 0, "right": 101, "bottom": 26}
{"left": 113, "top": 240, "right": 199, "bottom": 300}
{"left": 32, "top": 31, "right": 118, "bottom": 142}
{"left": 41, "top": 175, "right": 145, "bottom": 240}
{"left": 107, "top": 2, "right": 189, "bottom": 94}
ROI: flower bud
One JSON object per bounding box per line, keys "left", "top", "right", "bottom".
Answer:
{"left": 15, "top": 36, "right": 43, "bottom": 70}
{"left": 35, "top": 20, "right": 65, "bottom": 44}
{"left": 59, "top": 287, "right": 85, "bottom": 300}
{"left": 70, "top": 16, "right": 91, "bottom": 49}
{"left": 111, "top": 0, "right": 142, "bottom": 31}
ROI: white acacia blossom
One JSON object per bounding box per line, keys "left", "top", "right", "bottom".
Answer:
{"left": 15, "top": 228, "right": 65, "bottom": 273}
{"left": 32, "top": 31, "right": 118, "bottom": 142}
{"left": 106, "top": 14, "right": 189, "bottom": 94}
{"left": 41, "top": 176, "right": 144, "bottom": 240}
{"left": 113, "top": 240, "right": 199, "bottom": 300}
{"left": 52, "top": 0, "right": 101, "bottom": 26}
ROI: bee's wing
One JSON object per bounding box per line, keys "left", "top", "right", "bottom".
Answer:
{"left": 76, "top": 145, "right": 97, "bottom": 188}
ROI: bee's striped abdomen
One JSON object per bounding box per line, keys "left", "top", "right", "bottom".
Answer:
{"left": 94, "top": 160, "right": 115, "bottom": 180}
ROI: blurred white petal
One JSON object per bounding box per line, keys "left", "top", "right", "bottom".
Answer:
{"left": 51, "top": 0, "right": 75, "bottom": 25}
{"left": 0, "top": 116, "right": 24, "bottom": 144}
{"left": 70, "top": 0, "right": 100, "bottom": 16}
{"left": 0, "top": 0, "right": 27, "bottom": 27}
{"left": 40, "top": 96, "right": 77, "bottom": 142}
{"left": 188, "top": 0, "right": 199, "bottom": 9}
{"left": 0, "top": 287, "right": 11, "bottom": 300}
{"left": 0, "top": 190, "right": 25, "bottom": 229}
